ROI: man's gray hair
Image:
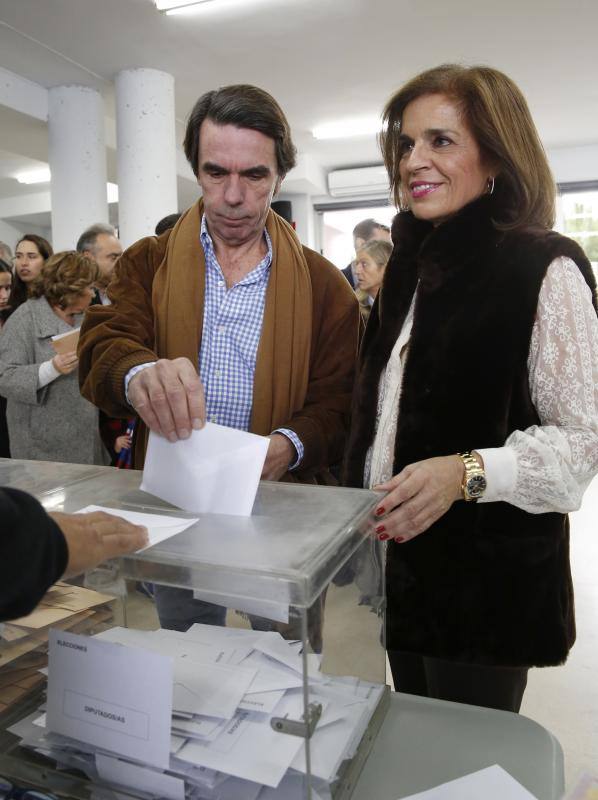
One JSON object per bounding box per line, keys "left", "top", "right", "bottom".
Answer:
{"left": 76, "top": 223, "right": 117, "bottom": 254}
{"left": 0, "top": 241, "right": 12, "bottom": 262}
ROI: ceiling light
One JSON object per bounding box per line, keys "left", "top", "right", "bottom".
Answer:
{"left": 155, "top": 0, "right": 215, "bottom": 11}
{"left": 15, "top": 169, "right": 118, "bottom": 202}
{"left": 312, "top": 117, "right": 384, "bottom": 141}
{"left": 16, "top": 168, "right": 51, "bottom": 184}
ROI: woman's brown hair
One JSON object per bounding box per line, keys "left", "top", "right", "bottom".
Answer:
{"left": 30, "top": 251, "right": 99, "bottom": 309}
{"left": 380, "top": 64, "right": 556, "bottom": 230}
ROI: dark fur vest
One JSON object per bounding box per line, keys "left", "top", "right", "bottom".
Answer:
{"left": 344, "top": 196, "right": 597, "bottom": 667}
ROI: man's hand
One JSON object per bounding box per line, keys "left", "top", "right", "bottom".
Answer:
{"left": 49, "top": 511, "right": 149, "bottom": 578}
{"left": 261, "top": 433, "right": 296, "bottom": 481}
{"left": 128, "top": 357, "right": 205, "bottom": 441}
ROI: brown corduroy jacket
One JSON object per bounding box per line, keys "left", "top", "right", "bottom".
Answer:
{"left": 78, "top": 206, "right": 360, "bottom": 478}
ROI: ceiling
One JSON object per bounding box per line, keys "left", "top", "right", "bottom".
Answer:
{"left": 1, "top": 0, "right": 597, "bottom": 228}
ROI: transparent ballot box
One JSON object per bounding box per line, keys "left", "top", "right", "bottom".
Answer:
{"left": 0, "top": 459, "right": 388, "bottom": 800}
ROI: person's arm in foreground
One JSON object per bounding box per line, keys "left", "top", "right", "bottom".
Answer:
{"left": 0, "top": 487, "right": 148, "bottom": 622}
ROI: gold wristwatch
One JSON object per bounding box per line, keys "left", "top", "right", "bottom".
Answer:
{"left": 458, "top": 451, "right": 487, "bottom": 502}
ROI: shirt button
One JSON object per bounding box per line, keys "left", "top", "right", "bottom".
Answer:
{"left": 210, "top": 416, "right": 217, "bottom": 423}
{"left": 218, "top": 281, "right": 224, "bottom": 287}
{"left": 218, "top": 326, "right": 225, "bottom": 333}
{"left": 215, "top": 370, "right": 221, "bottom": 378}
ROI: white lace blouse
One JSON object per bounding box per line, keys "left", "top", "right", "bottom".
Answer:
{"left": 365, "top": 256, "right": 598, "bottom": 514}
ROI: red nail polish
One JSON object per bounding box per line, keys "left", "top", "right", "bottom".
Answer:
{"left": 378, "top": 533, "right": 389, "bottom": 541}
{"left": 375, "top": 525, "right": 386, "bottom": 534}
{"left": 375, "top": 506, "right": 386, "bottom": 517}
{"left": 395, "top": 537, "right": 405, "bottom": 543}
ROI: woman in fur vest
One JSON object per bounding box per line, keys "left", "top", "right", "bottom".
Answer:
{"left": 343, "top": 64, "right": 598, "bottom": 712}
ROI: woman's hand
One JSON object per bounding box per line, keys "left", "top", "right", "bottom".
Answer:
{"left": 52, "top": 350, "right": 79, "bottom": 375}
{"left": 372, "top": 455, "right": 464, "bottom": 542}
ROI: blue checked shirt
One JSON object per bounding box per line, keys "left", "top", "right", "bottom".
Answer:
{"left": 125, "top": 215, "right": 303, "bottom": 468}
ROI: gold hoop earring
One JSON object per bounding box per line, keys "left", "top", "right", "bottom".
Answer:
{"left": 487, "top": 177, "right": 495, "bottom": 195}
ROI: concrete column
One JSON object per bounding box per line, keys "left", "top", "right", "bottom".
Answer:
{"left": 115, "top": 68, "right": 178, "bottom": 248}
{"left": 285, "top": 193, "right": 316, "bottom": 249}
{"left": 48, "top": 86, "right": 108, "bottom": 251}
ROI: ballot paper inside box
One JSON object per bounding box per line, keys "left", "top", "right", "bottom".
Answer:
{"left": 0, "top": 458, "right": 385, "bottom": 800}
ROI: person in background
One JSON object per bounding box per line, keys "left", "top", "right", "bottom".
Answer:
{"left": 0, "top": 260, "right": 13, "bottom": 458}
{"left": 0, "top": 259, "right": 12, "bottom": 328}
{"left": 11, "top": 234, "right": 53, "bottom": 311}
{"left": 344, "top": 63, "right": 598, "bottom": 713}
{"left": 0, "top": 251, "right": 109, "bottom": 465}
{"left": 341, "top": 218, "right": 392, "bottom": 288}
{"left": 76, "top": 223, "right": 128, "bottom": 459}
{"left": 0, "top": 241, "right": 12, "bottom": 264}
{"left": 78, "top": 83, "right": 360, "bottom": 639}
{"left": 101, "top": 415, "right": 135, "bottom": 466}
{"left": 155, "top": 213, "right": 182, "bottom": 236}
{"left": 354, "top": 239, "right": 392, "bottom": 322}
{"left": 0, "top": 487, "right": 148, "bottom": 622}
{"left": 76, "top": 223, "right": 123, "bottom": 306}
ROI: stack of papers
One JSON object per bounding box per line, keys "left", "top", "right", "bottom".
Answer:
{"left": 0, "top": 582, "right": 114, "bottom": 713}
{"left": 10, "top": 624, "right": 386, "bottom": 799}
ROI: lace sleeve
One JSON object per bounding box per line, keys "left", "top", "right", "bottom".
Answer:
{"left": 482, "top": 256, "right": 598, "bottom": 513}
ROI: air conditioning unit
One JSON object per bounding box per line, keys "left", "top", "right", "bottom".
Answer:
{"left": 327, "top": 165, "right": 390, "bottom": 198}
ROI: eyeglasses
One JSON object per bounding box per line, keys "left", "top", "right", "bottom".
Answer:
{"left": 0, "top": 777, "right": 58, "bottom": 800}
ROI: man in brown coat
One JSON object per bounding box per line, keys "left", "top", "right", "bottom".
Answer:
{"left": 78, "top": 84, "right": 360, "bottom": 634}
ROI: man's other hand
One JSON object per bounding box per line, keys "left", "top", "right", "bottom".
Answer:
{"left": 128, "top": 357, "right": 206, "bottom": 441}
{"left": 50, "top": 511, "right": 149, "bottom": 578}
{"left": 261, "top": 433, "right": 296, "bottom": 481}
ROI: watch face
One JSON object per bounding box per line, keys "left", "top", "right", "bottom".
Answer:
{"left": 467, "top": 474, "right": 487, "bottom": 497}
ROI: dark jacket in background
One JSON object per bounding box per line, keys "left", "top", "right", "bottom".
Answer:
{"left": 341, "top": 262, "right": 356, "bottom": 289}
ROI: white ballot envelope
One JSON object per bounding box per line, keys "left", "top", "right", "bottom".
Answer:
{"left": 95, "top": 753, "right": 185, "bottom": 800}
{"left": 141, "top": 423, "right": 270, "bottom": 515}
{"left": 46, "top": 630, "right": 173, "bottom": 769}
{"left": 398, "top": 765, "right": 538, "bottom": 800}
{"left": 75, "top": 505, "right": 198, "bottom": 551}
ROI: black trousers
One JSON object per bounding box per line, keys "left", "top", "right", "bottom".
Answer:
{"left": 389, "top": 650, "right": 528, "bottom": 713}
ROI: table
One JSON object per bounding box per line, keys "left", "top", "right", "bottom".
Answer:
{"left": 353, "top": 692, "right": 564, "bottom": 800}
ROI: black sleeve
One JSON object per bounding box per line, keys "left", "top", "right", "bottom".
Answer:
{"left": 0, "top": 487, "right": 69, "bottom": 622}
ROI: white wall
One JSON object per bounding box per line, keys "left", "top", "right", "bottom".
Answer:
{"left": 0, "top": 219, "right": 53, "bottom": 254}
{"left": 547, "top": 144, "right": 598, "bottom": 184}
